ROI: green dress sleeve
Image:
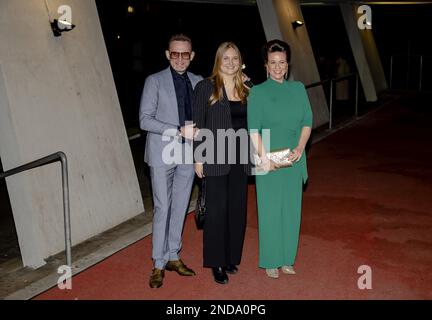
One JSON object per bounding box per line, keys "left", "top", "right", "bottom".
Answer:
{"left": 299, "top": 83, "right": 313, "bottom": 128}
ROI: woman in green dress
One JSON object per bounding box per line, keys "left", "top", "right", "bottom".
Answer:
{"left": 247, "top": 39, "right": 313, "bottom": 278}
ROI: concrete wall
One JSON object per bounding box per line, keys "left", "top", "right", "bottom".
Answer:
{"left": 360, "top": 25, "right": 388, "bottom": 94}
{"left": 0, "top": 0, "right": 144, "bottom": 268}
{"left": 340, "top": 3, "right": 388, "bottom": 101}
{"left": 256, "top": 0, "right": 329, "bottom": 128}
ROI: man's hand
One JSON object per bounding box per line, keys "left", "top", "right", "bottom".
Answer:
{"left": 194, "top": 163, "right": 204, "bottom": 178}
{"left": 180, "top": 123, "right": 199, "bottom": 140}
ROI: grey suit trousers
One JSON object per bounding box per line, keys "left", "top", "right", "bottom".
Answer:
{"left": 150, "top": 163, "right": 195, "bottom": 269}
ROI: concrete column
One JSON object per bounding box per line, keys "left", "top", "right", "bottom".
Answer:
{"left": 0, "top": 0, "right": 144, "bottom": 268}
{"left": 340, "top": 3, "right": 388, "bottom": 101}
{"left": 256, "top": 0, "right": 329, "bottom": 128}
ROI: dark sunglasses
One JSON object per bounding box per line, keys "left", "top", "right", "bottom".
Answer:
{"left": 169, "top": 51, "right": 191, "bottom": 60}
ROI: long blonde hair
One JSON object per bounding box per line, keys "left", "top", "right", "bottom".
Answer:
{"left": 209, "top": 42, "right": 249, "bottom": 106}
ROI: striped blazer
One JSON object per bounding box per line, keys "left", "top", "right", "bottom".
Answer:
{"left": 192, "top": 78, "right": 251, "bottom": 176}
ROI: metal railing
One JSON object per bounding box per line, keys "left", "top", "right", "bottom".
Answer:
{"left": 128, "top": 133, "right": 142, "bottom": 141}
{"left": 306, "top": 72, "right": 359, "bottom": 130}
{"left": 390, "top": 54, "right": 432, "bottom": 91}
{"left": 0, "top": 152, "right": 71, "bottom": 268}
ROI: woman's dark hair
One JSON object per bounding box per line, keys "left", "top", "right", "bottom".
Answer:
{"left": 261, "top": 39, "right": 291, "bottom": 64}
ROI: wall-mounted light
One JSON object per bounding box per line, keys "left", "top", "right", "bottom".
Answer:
{"left": 127, "top": 6, "right": 135, "bottom": 13}
{"left": 292, "top": 20, "right": 304, "bottom": 29}
{"left": 50, "top": 19, "right": 75, "bottom": 37}
{"left": 44, "top": 0, "right": 75, "bottom": 37}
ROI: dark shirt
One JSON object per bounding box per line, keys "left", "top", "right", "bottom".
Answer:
{"left": 229, "top": 100, "right": 247, "bottom": 130}
{"left": 229, "top": 100, "right": 248, "bottom": 165}
{"left": 170, "top": 67, "right": 193, "bottom": 126}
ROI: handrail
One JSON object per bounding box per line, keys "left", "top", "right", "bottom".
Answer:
{"left": 305, "top": 77, "right": 332, "bottom": 89}
{"left": 390, "top": 54, "right": 432, "bottom": 58}
{"left": 128, "top": 133, "right": 142, "bottom": 141}
{"left": 332, "top": 72, "right": 358, "bottom": 83}
{"left": 389, "top": 54, "right": 432, "bottom": 91}
{"left": 306, "top": 72, "right": 359, "bottom": 130}
{"left": 0, "top": 152, "right": 71, "bottom": 268}
{"left": 306, "top": 72, "right": 358, "bottom": 89}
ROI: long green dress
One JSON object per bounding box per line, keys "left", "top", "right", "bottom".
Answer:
{"left": 247, "top": 78, "right": 313, "bottom": 269}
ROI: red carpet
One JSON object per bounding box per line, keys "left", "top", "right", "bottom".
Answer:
{"left": 35, "top": 95, "right": 432, "bottom": 299}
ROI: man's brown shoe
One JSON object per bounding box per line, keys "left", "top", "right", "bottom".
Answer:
{"left": 149, "top": 268, "right": 164, "bottom": 288}
{"left": 165, "top": 259, "right": 196, "bottom": 276}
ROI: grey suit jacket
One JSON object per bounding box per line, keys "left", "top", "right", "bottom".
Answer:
{"left": 139, "top": 66, "right": 203, "bottom": 166}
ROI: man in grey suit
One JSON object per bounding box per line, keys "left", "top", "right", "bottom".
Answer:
{"left": 139, "top": 34, "right": 203, "bottom": 288}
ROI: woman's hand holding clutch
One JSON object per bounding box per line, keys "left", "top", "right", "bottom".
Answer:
{"left": 288, "top": 146, "right": 304, "bottom": 163}
{"left": 258, "top": 158, "right": 278, "bottom": 172}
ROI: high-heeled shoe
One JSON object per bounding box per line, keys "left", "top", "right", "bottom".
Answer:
{"left": 212, "top": 267, "right": 229, "bottom": 284}
{"left": 265, "top": 268, "right": 279, "bottom": 278}
{"left": 225, "top": 264, "right": 238, "bottom": 274}
{"left": 281, "top": 265, "right": 296, "bottom": 274}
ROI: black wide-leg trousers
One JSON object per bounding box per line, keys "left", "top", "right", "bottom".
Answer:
{"left": 203, "top": 164, "right": 248, "bottom": 268}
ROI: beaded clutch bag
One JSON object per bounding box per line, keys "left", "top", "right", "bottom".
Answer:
{"left": 253, "top": 148, "right": 293, "bottom": 168}
{"left": 267, "top": 148, "right": 293, "bottom": 168}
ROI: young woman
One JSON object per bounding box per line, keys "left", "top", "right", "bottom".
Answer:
{"left": 192, "top": 42, "right": 250, "bottom": 284}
